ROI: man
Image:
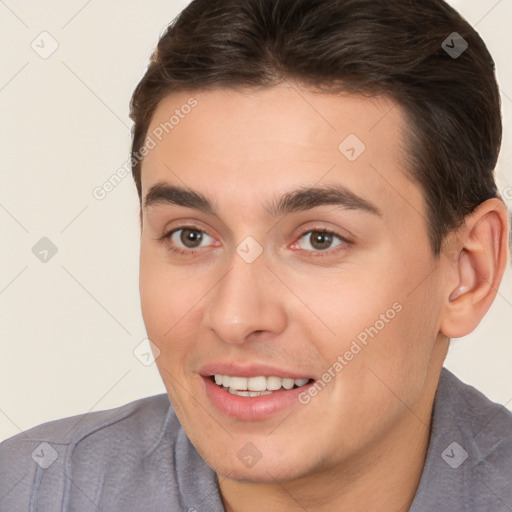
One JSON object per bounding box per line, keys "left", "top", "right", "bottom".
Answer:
{"left": 1, "top": 0, "right": 511, "bottom": 510}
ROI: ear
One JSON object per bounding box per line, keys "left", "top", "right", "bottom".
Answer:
{"left": 439, "top": 197, "right": 510, "bottom": 338}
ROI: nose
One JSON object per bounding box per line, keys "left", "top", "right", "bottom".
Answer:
{"left": 204, "top": 249, "right": 287, "bottom": 345}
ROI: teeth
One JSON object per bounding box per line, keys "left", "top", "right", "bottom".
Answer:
{"left": 229, "top": 376, "right": 248, "bottom": 390}
{"left": 247, "top": 376, "right": 267, "bottom": 391}
{"left": 266, "top": 376, "right": 283, "bottom": 390}
{"left": 282, "top": 378, "right": 295, "bottom": 390}
{"left": 213, "top": 374, "right": 311, "bottom": 392}
{"left": 228, "top": 388, "right": 272, "bottom": 397}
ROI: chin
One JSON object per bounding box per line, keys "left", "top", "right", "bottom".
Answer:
{"left": 211, "top": 457, "right": 312, "bottom": 484}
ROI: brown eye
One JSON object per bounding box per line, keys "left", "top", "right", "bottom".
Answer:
{"left": 298, "top": 230, "right": 344, "bottom": 252}
{"left": 310, "top": 231, "right": 334, "bottom": 250}
{"left": 179, "top": 228, "right": 204, "bottom": 248}
{"left": 160, "top": 227, "right": 215, "bottom": 255}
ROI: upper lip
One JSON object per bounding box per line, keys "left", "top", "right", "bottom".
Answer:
{"left": 199, "top": 362, "right": 314, "bottom": 380}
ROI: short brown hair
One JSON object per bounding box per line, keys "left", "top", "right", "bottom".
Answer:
{"left": 129, "top": 0, "right": 502, "bottom": 257}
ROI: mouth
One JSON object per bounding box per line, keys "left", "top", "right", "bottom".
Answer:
{"left": 201, "top": 371, "right": 316, "bottom": 420}
{"left": 209, "top": 374, "right": 315, "bottom": 397}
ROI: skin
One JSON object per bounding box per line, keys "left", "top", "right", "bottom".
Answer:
{"left": 138, "top": 83, "right": 509, "bottom": 512}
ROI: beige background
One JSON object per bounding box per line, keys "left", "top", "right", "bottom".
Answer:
{"left": 1, "top": 0, "right": 511, "bottom": 441}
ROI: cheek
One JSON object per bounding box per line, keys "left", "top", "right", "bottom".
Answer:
{"left": 303, "top": 268, "right": 400, "bottom": 348}
{"left": 139, "top": 247, "right": 183, "bottom": 342}
{"left": 313, "top": 254, "right": 437, "bottom": 399}
{"left": 139, "top": 255, "right": 167, "bottom": 337}
{"left": 348, "top": 278, "right": 442, "bottom": 418}
{"left": 139, "top": 249, "right": 196, "bottom": 408}
{"left": 139, "top": 245, "right": 209, "bottom": 357}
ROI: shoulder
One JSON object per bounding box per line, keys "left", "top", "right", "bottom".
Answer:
{"left": 445, "top": 368, "right": 512, "bottom": 505}
{"left": 0, "top": 394, "right": 191, "bottom": 511}
{"left": 0, "top": 392, "right": 174, "bottom": 456}
{"left": 411, "top": 368, "right": 512, "bottom": 511}
{"left": 441, "top": 367, "right": 512, "bottom": 456}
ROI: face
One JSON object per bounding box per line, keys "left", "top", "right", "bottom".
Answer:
{"left": 139, "top": 84, "right": 449, "bottom": 483}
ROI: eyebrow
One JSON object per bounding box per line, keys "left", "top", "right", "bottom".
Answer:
{"left": 143, "top": 182, "right": 382, "bottom": 218}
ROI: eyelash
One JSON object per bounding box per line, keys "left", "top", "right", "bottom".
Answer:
{"left": 158, "top": 225, "right": 352, "bottom": 259}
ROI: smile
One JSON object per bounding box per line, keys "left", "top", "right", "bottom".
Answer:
{"left": 202, "top": 373, "right": 316, "bottom": 420}
{"left": 211, "top": 374, "right": 312, "bottom": 396}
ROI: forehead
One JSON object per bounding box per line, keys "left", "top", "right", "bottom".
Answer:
{"left": 140, "top": 84, "right": 424, "bottom": 222}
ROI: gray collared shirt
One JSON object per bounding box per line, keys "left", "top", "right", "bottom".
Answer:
{"left": 1, "top": 367, "right": 511, "bottom": 511}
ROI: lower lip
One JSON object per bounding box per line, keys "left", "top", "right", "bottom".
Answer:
{"left": 202, "top": 376, "right": 314, "bottom": 421}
